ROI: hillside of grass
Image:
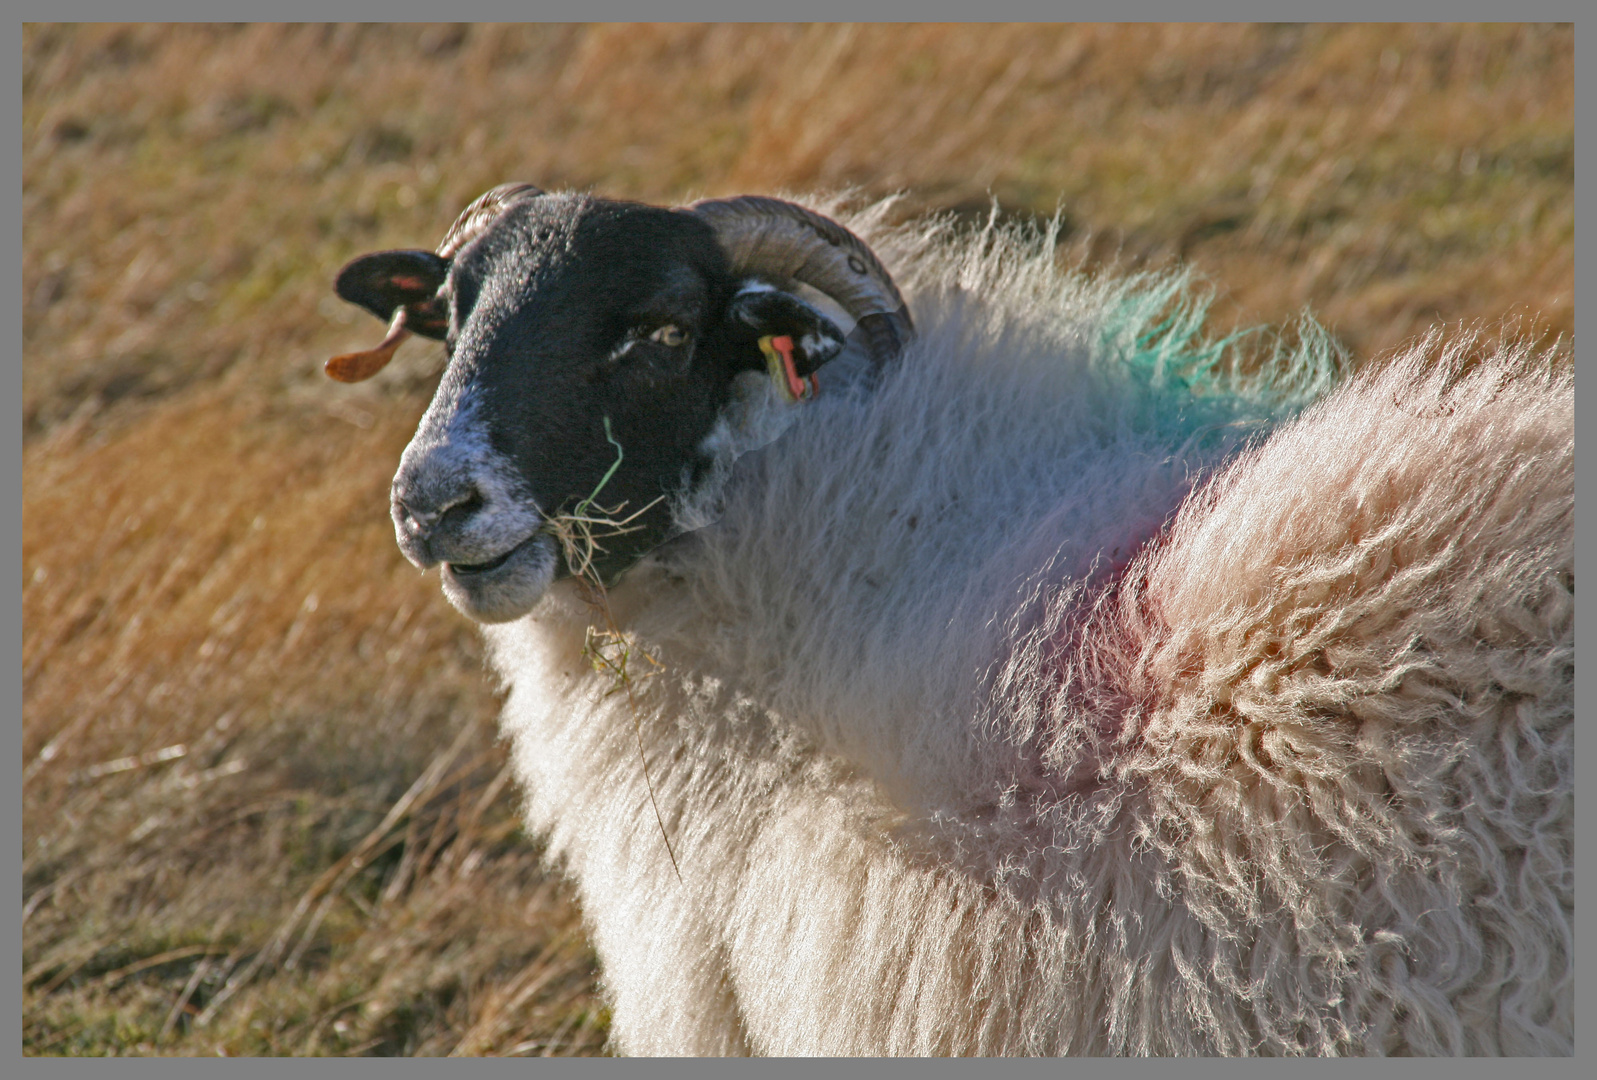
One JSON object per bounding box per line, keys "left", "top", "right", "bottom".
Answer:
{"left": 22, "top": 23, "right": 1572, "bottom": 1056}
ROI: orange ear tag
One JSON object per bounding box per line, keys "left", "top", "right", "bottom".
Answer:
{"left": 326, "top": 310, "right": 411, "bottom": 383}
{"left": 758, "top": 335, "right": 818, "bottom": 404}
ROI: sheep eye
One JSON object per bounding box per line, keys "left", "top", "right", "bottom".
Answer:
{"left": 648, "top": 324, "right": 688, "bottom": 347}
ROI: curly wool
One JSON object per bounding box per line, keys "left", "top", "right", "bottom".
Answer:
{"left": 484, "top": 201, "right": 1571, "bottom": 1055}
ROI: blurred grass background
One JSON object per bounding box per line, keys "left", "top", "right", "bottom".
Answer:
{"left": 22, "top": 23, "right": 1572, "bottom": 1056}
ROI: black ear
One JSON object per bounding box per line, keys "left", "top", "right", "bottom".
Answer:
{"left": 723, "top": 284, "right": 847, "bottom": 377}
{"left": 334, "top": 250, "right": 451, "bottom": 340}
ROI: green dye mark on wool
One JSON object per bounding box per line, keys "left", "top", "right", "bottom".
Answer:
{"left": 1092, "top": 270, "right": 1344, "bottom": 450}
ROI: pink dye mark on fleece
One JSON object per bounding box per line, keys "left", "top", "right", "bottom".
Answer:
{"left": 998, "top": 512, "right": 1180, "bottom": 803}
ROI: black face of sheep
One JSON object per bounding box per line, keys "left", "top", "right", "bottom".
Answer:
{"left": 331, "top": 188, "right": 911, "bottom": 623}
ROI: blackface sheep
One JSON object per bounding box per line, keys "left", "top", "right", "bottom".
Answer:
{"left": 328, "top": 186, "right": 1572, "bottom": 1056}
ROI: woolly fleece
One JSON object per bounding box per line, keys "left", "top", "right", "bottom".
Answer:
{"left": 483, "top": 201, "right": 1572, "bottom": 1056}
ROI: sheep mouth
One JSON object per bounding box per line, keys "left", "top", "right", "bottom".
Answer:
{"left": 439, "top": 533, "right": 559, "bottom": 624}
{"left": 447, "top": 535, "right": 538, "bottom": 577}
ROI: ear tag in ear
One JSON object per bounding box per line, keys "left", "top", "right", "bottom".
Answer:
{"left": 325, "top": 309, "right": 412, "bottom": 383}
{"left": 759, "top": 335, "right": 817, "bottom": 404}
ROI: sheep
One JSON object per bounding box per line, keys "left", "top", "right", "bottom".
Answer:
{"left": 328, "top": 186, "right": 1572, "bottom": 1056}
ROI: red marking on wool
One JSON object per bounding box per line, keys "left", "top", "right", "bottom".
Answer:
{"left": 1007, "top": 522, "right": 1181, "bottom": 802}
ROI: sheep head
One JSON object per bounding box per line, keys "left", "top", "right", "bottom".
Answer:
{"left": 331, "top": 186, "right": 911, "bottom": 623}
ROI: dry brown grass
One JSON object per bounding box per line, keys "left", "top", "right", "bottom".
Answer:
{"left": 22, "top": 23, "right": 1571, "bottom": 1056}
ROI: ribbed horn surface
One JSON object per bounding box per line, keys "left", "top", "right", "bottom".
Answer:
{"left": 436, "top": 181, "right": 545, "bottom": 258}
{"left": 690, "top": 196, "right": 913, "bottom": 365}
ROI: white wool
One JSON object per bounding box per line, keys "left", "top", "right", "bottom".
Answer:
{"left": 482, "top": 202, "right": 1571, "bottom": 1055}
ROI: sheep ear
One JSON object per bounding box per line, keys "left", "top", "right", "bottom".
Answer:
{"left": 724, "top": 283, "right": 847, "bottom": 377}
{"left": 334, "top": 250, "right": 451, "bottom": 339}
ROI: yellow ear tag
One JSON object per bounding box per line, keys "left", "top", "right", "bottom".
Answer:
{"left": 758, "top": 335, "right": 817, "bottom": 404}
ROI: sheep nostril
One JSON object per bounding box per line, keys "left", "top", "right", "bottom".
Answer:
{"left": 393, "top": 484, "right": 484, "bottom": 539}
{"left": 438, "top": 489, "right": 485, "bottom": 530}
{"left": 392, "top": 494, "right": 435, "bottom": 535}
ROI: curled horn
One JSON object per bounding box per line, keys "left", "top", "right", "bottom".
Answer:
{"left": 325, "top": 182, "right": 545, "bottom": 382}
{"left": 435, "top": 181, "right": 545, "bottom": 259}
{"left": 689, "top": 196, "right": 913, "bottom": 367}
